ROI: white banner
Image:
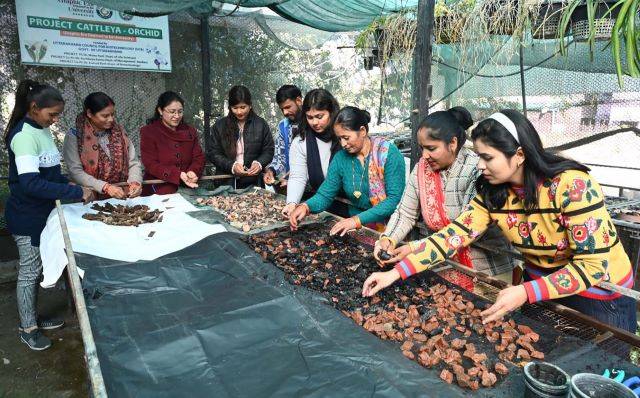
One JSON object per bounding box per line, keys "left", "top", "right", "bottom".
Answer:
{"left": 15, "top": 0, "right": 172, "bottom": 72}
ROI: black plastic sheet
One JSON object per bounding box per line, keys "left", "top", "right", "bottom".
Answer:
{"left": 78, "top": 232, "right": 640, "bottom": 397}
{"left": 80, "top": 233, "right": 466, "bottom": 397}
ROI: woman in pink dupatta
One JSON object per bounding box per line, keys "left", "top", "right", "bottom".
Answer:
{"left": 374, "top": 107, "right": 514, "bottom": 290}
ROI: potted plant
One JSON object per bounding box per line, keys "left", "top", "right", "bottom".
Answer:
{"left": 557, "top": 0, "right": 620, "bottom": 56}
{"left": 531, "top": 1, "right": 566, "bottom": 39}
{"left": 571, "top": 0, "right": 620, "bottom": 41}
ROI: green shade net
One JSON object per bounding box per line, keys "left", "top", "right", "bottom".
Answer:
{"left": 82, "top": 0, "right": 419, "bottom": 31}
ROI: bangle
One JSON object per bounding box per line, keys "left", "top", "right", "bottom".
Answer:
{"left": 379, "top": 235, "right": 396, "bottom": 248}
{"left": 353, "top": 216, "right": 362, "bottom": 229}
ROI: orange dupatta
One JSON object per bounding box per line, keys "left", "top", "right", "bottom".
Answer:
{"left": 417, "top": 157, "right": 474, "bottom": 289}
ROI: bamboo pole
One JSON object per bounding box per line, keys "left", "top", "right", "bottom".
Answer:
{"left": 55, "top": 200, "right": 108, "bottom": 398}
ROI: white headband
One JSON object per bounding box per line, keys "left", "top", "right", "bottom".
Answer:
{"left": 487, "top": 112, "right": 519, "bottom": 144}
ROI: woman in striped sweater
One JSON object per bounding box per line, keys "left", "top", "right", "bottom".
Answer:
{"left": 363, "top": 109, "right": 635, "bottom": 332}
{"left": 4, "top": 80, "right": 93, "bottom": 350}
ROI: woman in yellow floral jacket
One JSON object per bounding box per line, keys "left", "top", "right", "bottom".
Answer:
{"left": 364, "top": 109, "right": 635, "bottom": 332}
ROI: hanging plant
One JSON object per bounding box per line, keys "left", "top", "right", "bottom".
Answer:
{"left": 558, "top": 0, "right": 619, "bottom": 55}
{"left": 609, "top": 0, "right": 640, "bottom": 85}
{"left": 531, "top": 1, "right": 566, "bottom": 39}
{"left": 434, "top": 0, "right": 475, "bottom": 43}
{"left": 557, "top": 0, "right": 639, "bottom": 86}
{"left": 354, "top": 9, "right": 421, "bottom": 71}
{"left": 483, "top": 0, "right": 520, "bottom": 35}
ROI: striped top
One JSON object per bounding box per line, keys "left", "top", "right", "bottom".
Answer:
{"left": 5, "top": 118, "right": 82, "bottom": 246}
{"left": 396, "top": 169, "right": 633, "bottom": 303}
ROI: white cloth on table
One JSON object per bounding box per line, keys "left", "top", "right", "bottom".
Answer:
{"left": 39, "top": 193, "right": 226, "bottom": 288}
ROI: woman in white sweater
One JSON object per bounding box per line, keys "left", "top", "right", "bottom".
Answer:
{"left": 282, "top": 89, "right": 342, "bottom": 216}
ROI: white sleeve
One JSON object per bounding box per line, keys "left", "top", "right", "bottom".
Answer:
{"left": 286, "top": 137, "right": 308, "bottom": 204}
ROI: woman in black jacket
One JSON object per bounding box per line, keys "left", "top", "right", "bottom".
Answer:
{"left": 207, "top": 85, "right": 274, "bottom": 188}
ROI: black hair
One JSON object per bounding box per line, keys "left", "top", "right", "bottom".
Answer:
{"left": 472, "top": 109, "right": 589, "bottom": 211}
{"left": 220, "top": 85, "right": 256, "bottom": 158}
{"left": 4, "top": 79, "right": 64, "bottom": 147}
{"left": 147, "top": 91, "right": 185, "bottom": 125}
{"left": 418, "top": 106, "right": 473, "bottom": 153}
{"left": 334, "top": 106, "right": 371, "bottom": 133}
{"left": 275, "top": 85, "right": 302, "bottom": 105}
{"left": 83, "top": 92, "right": 115, "bottom": 115}
{"left": 298, "top": 88, "right": 340, "bottom": 141}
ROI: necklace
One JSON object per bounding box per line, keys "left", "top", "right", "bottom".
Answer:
{"left": 352, "top": 155, "right": 368, "bottom": 199}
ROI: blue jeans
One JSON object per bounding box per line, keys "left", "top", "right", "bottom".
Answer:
{"left": 13, "top": 235, "right": 42, "bottom": 329}
{"left": 524, "top": 271, "right": 637, "bottom": 333}
{"left": 552, "top": 293, "right": 637, "bottom": 334}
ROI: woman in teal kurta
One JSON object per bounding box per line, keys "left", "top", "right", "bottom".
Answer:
{"left": 289, "top": 106, "right": 406, "bottom": 235}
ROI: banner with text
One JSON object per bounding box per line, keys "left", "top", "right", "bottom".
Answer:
{"left": 15, "top": 0, "right": 171, "bottom": 72}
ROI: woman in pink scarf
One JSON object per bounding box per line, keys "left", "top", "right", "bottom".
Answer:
{"left": 374, "top": 107, "right": 514, "bottom": 290}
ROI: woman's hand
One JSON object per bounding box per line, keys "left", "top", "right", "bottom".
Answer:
{"left": 232, "top": 162, "right": 247, "bottom": 176}
{"left": 81, "top": 187, "right": 95, "bottom": 204}
{"left": 289, "top": 203, "right": 309, "bottom": 230}
{"left": 180, "top": 172, "right": 198, "bottom": 188}
{"left": 186, "top": 171, "right": 199, "bottom": 186}
{"left": 373, "top": 238, "right": 395, "bottom": 264}
{"left": 383, "top": 244, "right": 413, "bottom": 264}
{"left": 104, "top": 184, "right": 126, "bottom": 199}
{"left": 263, "top": 169, "right": 276, "bottom": 185}
{"left": 128, "top": 182, "right": 142, "bottom": 198}
{"left": 246, "top": 161, "right": 262, "bottom": 176}
{"left": 480, "top": 285, "right": 528, "bottom": 324}
{"left": 329, "top": 217, "right": 357, "bottom": 236}
{"left": 281, "top": 202, "right": 297, "bottom": 218}
{"left": 362, "top": 269, "right": 401, "bottom": 297}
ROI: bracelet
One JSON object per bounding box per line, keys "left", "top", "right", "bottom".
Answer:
{"left": 379, "top": 235, "right": 396, "bottom": 248}
{"left": 353, "top": 216, "right": 362, "bottom": 229}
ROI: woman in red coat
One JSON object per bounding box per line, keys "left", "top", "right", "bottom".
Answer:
{"left": 140, "top": 91, "right": 205, "bottom": 195}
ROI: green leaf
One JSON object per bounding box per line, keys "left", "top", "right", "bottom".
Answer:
{"left": 591, "top": 189, "right": 599, "bottom": 198}
{"left": 430, "top": 250, "right": 438, "bottom": 261}
{"left": 562, "top": 198, "right": 571, "bottom": 208}
{"left": 586, "top": 191, "right": 592, "bottom": 202}
{"left": 511, "top": 196, "right": 519, "bottom": 205}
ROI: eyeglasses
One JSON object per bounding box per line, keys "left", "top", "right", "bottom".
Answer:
{"left": 163, "top": 109, "right": 184, "bottom": 116}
